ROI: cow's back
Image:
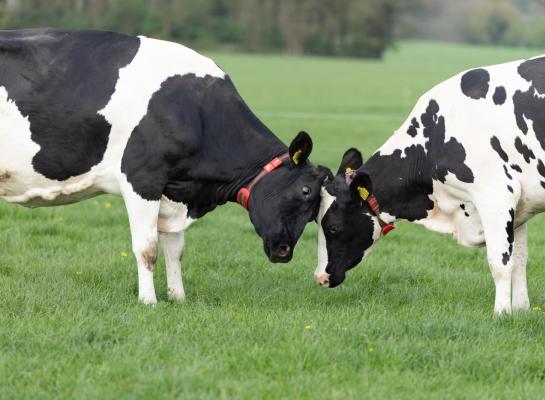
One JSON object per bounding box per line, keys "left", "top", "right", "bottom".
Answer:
{"left": 0, "top": 29, "right": 226, "bottom": 207}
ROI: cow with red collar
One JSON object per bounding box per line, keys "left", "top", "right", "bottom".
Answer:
{"left": 0, "top": 29, "right": 327, "bottom": 304}
{"left": 315, "top": 55, "right": 545, "bottom": 314}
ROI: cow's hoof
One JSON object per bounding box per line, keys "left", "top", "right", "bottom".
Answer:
{"left": 167, "top": 288, "right": 186, "bottom": 302}
{"left": 139, "top": 295, "right": 158, "bottom": 305}
{"left": 512, "top": 302, "right": 530, "bottom": 312}
{"left": 494, "top": 306, "right": 512, "bottom": 316}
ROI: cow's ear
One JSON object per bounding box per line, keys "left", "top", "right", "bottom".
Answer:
{"left": 337, "top": 148, "right": 363, "bottom": 175}
{"left": 317, "top": 165, "right": 334, "bottom": 182}
{"left": 289, "top": 131, "right": 313, "bottom": 166}
{"left": 349, "top": 170, "right": 373, "bottom": 202}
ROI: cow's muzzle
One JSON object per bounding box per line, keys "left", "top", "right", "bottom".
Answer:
{"left": 315, "top": 273, "right": 330, "bottom": 288}
{"left": 269, "top": 243, "right": 292, "bottom": 263}
{"left": 322, "top": 264, "right": 346, "bottom": 288}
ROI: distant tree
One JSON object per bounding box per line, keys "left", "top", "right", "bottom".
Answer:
{"left": 0, "top": 0, "right": 404, "bottom": 58}
{"left": 345, "top": 0, "right": 398, "bottom": 58}
{"left": 463, "top": 1, "right": 522, "bottom": 45}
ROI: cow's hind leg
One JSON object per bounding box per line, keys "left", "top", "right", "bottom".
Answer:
{"left": 122, "top": 191, "right": 160, "bottom": 305}
{"left": 159, "top": 231, "right": 186, "bottom": 302}
{"left": 511, "top": 223, "right": 529, "bottom": 311}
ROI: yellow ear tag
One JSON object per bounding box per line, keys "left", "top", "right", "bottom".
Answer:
{"left": 292, "top": 149, "right": 303, "bottom": 165}
{"left": 345, "top": 167, "right": 353, "bottom": 173}
{"left": 357, "top": 186, "right": 369, "bottom": 200}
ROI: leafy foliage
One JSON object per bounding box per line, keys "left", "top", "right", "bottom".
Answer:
{"left": 0, "top": 0, "right": 401, "bottom": 58}
{"left": 399, "top": 0, "right": 545, "bottom": 48}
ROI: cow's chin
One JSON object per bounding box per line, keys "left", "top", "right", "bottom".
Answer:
{"left": 263, "top": 241, "right": 272, "bottom": 259}
{"left": 320, "top": 255, "right": 363, "bottom": 288}
{"left": 325, "top": 270, "right": 346, "bottom": 288}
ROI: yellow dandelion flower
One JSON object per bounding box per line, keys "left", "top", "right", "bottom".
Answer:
{"left": 57, "top": 217, "right": 64, "bottom": 223}
{"left": 75, "top": 271, "right": 82, "bottom": 276}
{"left": 104, "top": 201, "right": 112, "bottom": 209}
{"left": 304, "top": 325, "right": 312, "bottom": 330}
{"left": 368, "top": 347, "right": 374, "bottom": 353}
{"left": 120, "top": 251, "right": 128, "bottom": 257}
{"left": 532, "top": 306, "right": 541, "bottom": 312}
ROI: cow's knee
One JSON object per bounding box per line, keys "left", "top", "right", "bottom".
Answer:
{"left": 133, "top": 239, "right": 158, "bottom": 305}
{"left": 135, "top": 240, "right": 158, "bottom": 272}
{"left": 131, "top": 235, "right": 159, "bottom": 305}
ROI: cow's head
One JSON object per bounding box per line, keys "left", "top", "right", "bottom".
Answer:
{"left": 248, "top": 132, "right": 328, "bottom": 263}
{"left": 315, "top": 148, "right": 387, "bottom": 287}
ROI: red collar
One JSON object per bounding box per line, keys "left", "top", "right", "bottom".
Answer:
{"left": 366, "top": 195, "right": 395, "bottom": 236}
{"left": 237, "top": 153, "right": 290, "bottom": 210}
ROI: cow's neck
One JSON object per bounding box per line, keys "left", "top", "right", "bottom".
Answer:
{"left": 162, "top": 76, "right": 291, "bottom": 218}
{"left": 214, "top": 135, "right": 288, "bottom": 203}
{"left": 167, "top": 100, "right": 287, "bottom": 218}
{"left": 363, "top": 148, "right": 434, "bottom": 223}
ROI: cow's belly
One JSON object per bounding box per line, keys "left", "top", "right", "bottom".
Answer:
{"left": 0, "top": 164, "right": 104, "bottom": 207}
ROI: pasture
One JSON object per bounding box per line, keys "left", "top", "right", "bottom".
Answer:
{"left": 2, "top": 41, "right": 545, "bottom": 399}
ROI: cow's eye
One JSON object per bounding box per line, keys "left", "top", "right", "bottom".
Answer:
{"left": 329, "top": 225, "right": 339, "bottom": 235}
{"left": 302, "top": 186, "right": 311, "bottom": 197}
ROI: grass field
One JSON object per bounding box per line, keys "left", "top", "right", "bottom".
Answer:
{"left": 3, "top": 41, "right": 545, "bottom": 399}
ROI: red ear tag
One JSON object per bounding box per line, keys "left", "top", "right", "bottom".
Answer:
{"left": 237, "top": 188, "right": 251, "bottom": 209}
{"left": 381, "top": 224, "right": 395, "bottom": 236}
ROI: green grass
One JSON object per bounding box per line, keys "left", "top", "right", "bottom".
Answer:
{"left": 2, "top": 41, "right": 545, "bottom": 399}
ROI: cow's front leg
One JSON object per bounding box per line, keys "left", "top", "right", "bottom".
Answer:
{"left": 478, "top": 204, "right": 517, "bottom": 315}
{"left": 511, "top": 223, "right": 529, "bottom": 311}
{"left": 123, "top": 192, "right": 160, "bottom": 305}
{"left": 159, "top": 231, "right": 185, "bottom": 302}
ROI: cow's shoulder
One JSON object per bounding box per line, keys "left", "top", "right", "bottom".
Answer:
{"left": 135, "top": 36, "right": 225, "bottom": 81}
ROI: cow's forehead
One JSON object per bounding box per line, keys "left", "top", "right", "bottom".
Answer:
{"left": 318, "top": 186, "right": 336, "bottom": 222}
{"left": 299, "top": 163, "right": 328, "bottom": 181}
{"left": 263, "top": 164, "right": 324, "bottom": 192}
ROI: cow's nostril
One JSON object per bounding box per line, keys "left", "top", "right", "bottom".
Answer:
{"left": 316, "top": 273, "right": 330, "bottom": 287}
{"left": 269, "top": 244, "right": 293, "bottom": 263}
{"left": 278, "top": 244, "right": 291, "bottom": 256}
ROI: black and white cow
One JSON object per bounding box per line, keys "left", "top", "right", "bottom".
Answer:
{"left": 315, "top": 54, "right": 545, "bottom": 314}
{"left": 0, "top": 29, "right": 327, "bottom": 304}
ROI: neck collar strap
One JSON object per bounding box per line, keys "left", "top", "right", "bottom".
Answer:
{"left": 366, "top": 195, "right": 395, "bottom": 236}
{"left": 237, "top": 153, "right": 290, "bottom": 210}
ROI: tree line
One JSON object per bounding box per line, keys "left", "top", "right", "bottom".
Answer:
{"left": 0, "top": 0, "right": 544, "bottom": 58}
{"left": 401, "top": 0, "right": 545, "bottom": 48}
